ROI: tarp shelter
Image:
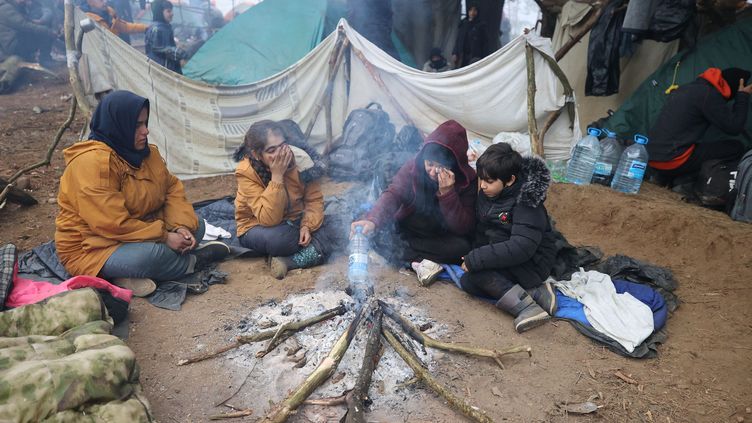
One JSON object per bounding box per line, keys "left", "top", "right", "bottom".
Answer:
{"left": 78, "top": 13, "right": 579, "bottom": 178}
{"left": 602, "top": 17, "right": 752, "bottom": 147}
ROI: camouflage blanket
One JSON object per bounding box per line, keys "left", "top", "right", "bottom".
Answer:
{"left": 0, "top": 289, "right": 152, "bottom": 422}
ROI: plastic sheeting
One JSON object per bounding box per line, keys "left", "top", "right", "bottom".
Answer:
{"left": 79, "top": 15, "right": 579, "bottom": 178}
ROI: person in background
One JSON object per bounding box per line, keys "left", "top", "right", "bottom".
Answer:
{"left": 145, "top": 0, "right": 185, "bottom": 74}
{"left": 452, "top": 3, "right": 488, "bottom": 68}
{"left": 351, "top": 120, "right": 477, "bottom": 266}
{"left": 55, "top": 91, "right": 231, "bottom": 297}
{"left": 0, "top": 0, "right": 58, "bottom": 70}
{"left": 422, "top": 47, "right": 451, "bottom": 73}
{"left": 80, "top": 0, "right": 147, "bottom": 37}
{"left": 460, "top": 143, "right": 558, "bottom": 333}
{"left": 234, "top": 120, "right": 335, "bottom": 280}
{"left": 648, "top": 67, "right": 752, "bottom": 188}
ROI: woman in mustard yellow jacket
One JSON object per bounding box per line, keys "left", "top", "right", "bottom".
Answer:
{"left": 55, "top": 90, "right": 229, "bottom": 296}
{"left": 234, "top": 120, "right": 333, "bottom": 279}
{"left": 81, "top": 0, "right": 147, "bottom": 36}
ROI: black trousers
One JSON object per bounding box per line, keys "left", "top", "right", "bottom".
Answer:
{"left": 372, "top": 214, "right": 472, "bottom": 266}
{"left": 460, "top": 269, "right": 541, "bottom": 301}
{"left": 654, "top": 139, "right": 745, "bottom": 181}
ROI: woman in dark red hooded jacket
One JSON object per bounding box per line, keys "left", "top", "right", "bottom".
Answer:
{"left": 351, "top": 120, "right": 477, "bottom": 265}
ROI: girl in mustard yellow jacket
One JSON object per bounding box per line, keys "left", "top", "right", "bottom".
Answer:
{"left": 234, "top": 120, "right": 333, "bottom": 279}
{"left": 55, "top": 90, "right": 229, "bottom": 296}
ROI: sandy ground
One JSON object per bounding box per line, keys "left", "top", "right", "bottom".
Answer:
{"left": 2, "top": 71, "right": 752, "bottom": 422}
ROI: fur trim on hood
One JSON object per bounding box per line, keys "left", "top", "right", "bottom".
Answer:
{"left": 517, "top": 155, "right": 551, "bottom": 208}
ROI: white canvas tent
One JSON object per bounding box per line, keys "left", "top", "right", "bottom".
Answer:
{"left": 78, "top": 16, "right": 580, "bottom": 178}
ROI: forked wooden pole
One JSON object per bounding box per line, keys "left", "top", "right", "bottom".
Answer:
{"left": 525, "top": 42, "right": 543, "bottom": 157}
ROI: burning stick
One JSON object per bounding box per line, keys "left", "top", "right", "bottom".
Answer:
{"left": 177, "top": 305, "right": 346, "bottom": 366}
{"left": 382, "top": 326, "right": 495, "bottom": 423}
{"left": 261, "top": 306, "right": 366, "bottom": 423}
{"left": 343, "top": 308, "right": 383, "bottom": 423}
{"left": 379, "top": 300, "right": 531, "bottom": 370}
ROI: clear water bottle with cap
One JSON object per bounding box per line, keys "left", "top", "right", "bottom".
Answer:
{"left": 611, "top": 134, "right": 649, "bottom": 194}
{"left": 566, "top": 127, "right": 602, "bottom": 185}
{"left": 592, "top": 129, "right": 624, "bottom": 186}
{"left": 348, "top": 226, "right": 369, "bottom": 283}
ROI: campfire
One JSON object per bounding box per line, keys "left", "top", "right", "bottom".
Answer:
{"left": 179, "top": 276, "right": 532, "bottom": 422}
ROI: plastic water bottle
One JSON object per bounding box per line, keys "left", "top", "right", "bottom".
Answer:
{"left": 566, "top": 127, "right": 602, "bottom": 185}
{"left": 611, "top": 134, "right": 649, "bottom": 194}
{"left": 348, "top": 226, "right": 371, "bottom": 301}
{"left": 592, "top": 129, "right": 624, "bottom": 186}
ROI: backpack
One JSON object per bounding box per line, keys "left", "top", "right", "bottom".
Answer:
{"left": 729, "top": 150, "right": 752, "bottom": 223}
{"left": 693, "top": 158, "right": 739, "bottom": 209}
{"left": 328, "top": 103, "right": 395, "bottom": 181}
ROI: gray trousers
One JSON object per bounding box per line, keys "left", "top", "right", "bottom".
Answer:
{"left": 100, "top": 219, "right": 205, "bottom": 281}
{"left": 239, "top": 220, "right": 333, "bottom": 258}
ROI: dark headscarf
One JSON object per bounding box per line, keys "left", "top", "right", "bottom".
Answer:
{"left": 414, "top": 143, "right": 457, "bottom": 217}
{"left": 151, "top": 0, "right": 172, "bottom": 23}
{"left": 89, "top": 90, "right": 151, "bottom": 168}
{"left": 721, "top": 68, "right": 751, "bottom": 97}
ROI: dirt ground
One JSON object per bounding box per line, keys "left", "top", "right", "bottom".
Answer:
{"left": 2, "top": 72, "right": 752, "bottom": 422}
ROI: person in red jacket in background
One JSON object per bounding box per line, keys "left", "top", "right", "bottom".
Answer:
{"left": 351, "top": 120, "right": 477, "bottom": 266}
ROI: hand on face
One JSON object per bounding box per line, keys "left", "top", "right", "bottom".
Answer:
{"left": 437, "top": 168, "right": 455, "bottom": 195}
{"left": 269, "top": 144, "right": 293, "bottom": 179}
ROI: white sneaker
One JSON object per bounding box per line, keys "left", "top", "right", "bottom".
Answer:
{"left": 411, "top": 259, "right": 443, "bottom": 287}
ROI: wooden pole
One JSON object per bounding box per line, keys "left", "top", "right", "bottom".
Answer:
{"left": 304, "top": 30, "right": 349, "bottom": 143}
{"left": 63, "top": 0, "right": 92, "bottom": 117}
{"left": 261, "top": 306, "right": 366, "bottom": 423}
{"left": 382, "top": 326, "right": 495, "bottom": 423}
{"left": 525, "top": 42, "right": 543, "bottom": 157}
{"left": 379, "top": 301, "right": 531, "bottom": 370}
{"left": 343, "top": 309, "right": 383, "bottom": 423}
{"left": 554, "top": 2, "right": 607, "bottom": 62}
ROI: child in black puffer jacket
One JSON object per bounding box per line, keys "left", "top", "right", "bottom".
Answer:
{"left": 460, "top": 143, "right": 558, "bottom": 333}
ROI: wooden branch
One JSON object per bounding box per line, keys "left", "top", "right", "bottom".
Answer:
{"left": 63, "top": 0, "right": 92, "bottom": 117}
{"left": 304, "top": 29, "right": 349, "bottom": 143}
{"left": 208, "top": 409, "right": 253, "bottom": 420}
{"left": 554, "top": 2, "right": 607, "bottom": 62}
{"left": 177, "top": 305, "right": 346, "bottom": 366}
{"left": 525, "top": 42, "right": 543, "bottom": 157}
{"left": 0, "top": 95, "right": 77, "bottom": 207}
{"left": 344, "top": 309, "right": 383, "bottom": 423}
{"left": 261, "top": 306, "right": 366, "bottom": 423}
{"left": 350, "top": 45, "right": 416, "bottom": 128}
{"left": 379, "top": 301, "right": 531, "bottom": 370}
{"left": 539, "top": 106, "right": 565, "bottom": 149}
{"left": 302, "top": 393, "right": 348, "bottom": 406}
{"left": 534, "top": 49, "right": 576, "bottom": 130}
{"left": 382, "top": 326, "right": 494, "bottom": 423}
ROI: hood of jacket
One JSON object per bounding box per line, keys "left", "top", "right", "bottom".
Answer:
{"left": 699, "top": 68, "right": 732, "bottom": 99}
{"left": 516, "top": 155, "right": 551, "bottom": 207}
{"left": 63, "top": 140, "right": 115, "bottom": 165}
{"left": 414, "top": 120, "right": 476, "bottom": 190}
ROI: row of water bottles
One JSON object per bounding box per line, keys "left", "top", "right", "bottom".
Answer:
{"left": 565, "top": 127, "right": 649, "bottom": 194}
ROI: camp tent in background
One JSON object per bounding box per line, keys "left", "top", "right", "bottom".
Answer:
{"left": 77, "top": 10, "right": 579, "bottom": 178}
{"left": 603, "top": 16, "right": 752, "bottom": 148}
{"left": 182, "top": 0, "right": 463, "bottom": 85}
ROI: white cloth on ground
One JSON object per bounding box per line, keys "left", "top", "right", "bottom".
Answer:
{"left": 555, "top": 269, "right": 654, "bottom": 353}
{"left": 202, "top": 220, "right": 232, "bottom": 241}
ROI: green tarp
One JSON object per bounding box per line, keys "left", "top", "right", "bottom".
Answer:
{"left": 603, "top": 17, "right": 752, "bottom": 148}
{"left": 183, "top": 0, "right": 416, "bottom": 86}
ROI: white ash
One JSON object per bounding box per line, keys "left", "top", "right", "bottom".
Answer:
{"left": 222, "top": 290, "right": 448, "bottom": 418}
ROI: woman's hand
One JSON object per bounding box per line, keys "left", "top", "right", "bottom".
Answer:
{"left": 175, "top": 227, "right": 197, "bottom": 250}
{"left": 740, "top": 78, "right": 752, "bottom": 95}
{"left": 437, "top": 168, "right": 455, "bottom": 196}
{"left": 269, "top": 145, "right": 293, "bottom": 182}
{"left": 350, "top": 220, "right": 375, "bottom": 238}
{"left": 166, "top": 231, "right": 192, "bottom": 253}
{"left": 460, "top": 258, "right": 468, "bottom": 272}
{"left": 299, "top": 225, "right": 312, "bottom": 247}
